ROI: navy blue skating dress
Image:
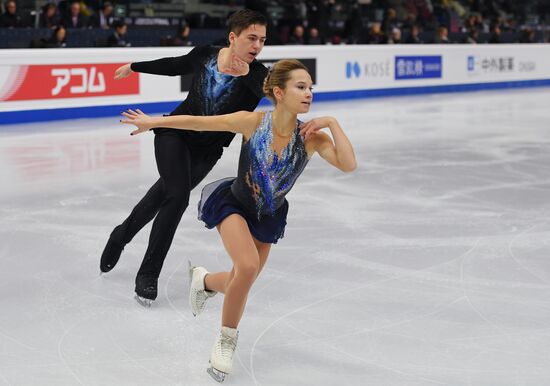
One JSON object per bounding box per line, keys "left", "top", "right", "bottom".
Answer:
{"left": 198, "top": 111, "right": 309, "bottom": 244}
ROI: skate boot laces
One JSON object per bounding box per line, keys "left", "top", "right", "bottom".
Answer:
{"left": 214, "top": 329, "right": 238, "bottom": 366}
{"left": 189, "top": 262, "right": 217, "bottom": 316}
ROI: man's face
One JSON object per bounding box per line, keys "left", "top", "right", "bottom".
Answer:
{"left": 7, "top": 1, "right": 16, "bottom": 14}
{"left": 118, "top": 25, "right": 127, "bottom": 35}
{"left": 71, "top": 3, "right": 80, "bottom": 15}
{"left": 229, "top": 24, "right": 267, "bottom": 64}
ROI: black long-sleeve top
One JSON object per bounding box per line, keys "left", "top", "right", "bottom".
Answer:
{"left": 131, "top": 46, "right": 268, "bottom": 150}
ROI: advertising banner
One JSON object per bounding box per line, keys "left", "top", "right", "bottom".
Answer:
{"left": 0, "top": 63, "right": 139, "bottom": 102}
{"left": 1, "top": 45, "right": 549, "bottom": 124}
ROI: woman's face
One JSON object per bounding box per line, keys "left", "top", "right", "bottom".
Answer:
{"left": 277, "top": 69, "right": 313, "bottom": 114}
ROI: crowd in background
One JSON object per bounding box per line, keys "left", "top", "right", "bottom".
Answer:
{"left": 0, "top": 0, "right": 548, "bottom": 48}
{"left": 262, "top": 0, "right": 549, "bottom": 44}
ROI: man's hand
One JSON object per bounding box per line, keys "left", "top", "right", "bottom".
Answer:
{"left": 121, "top": 109, "right": 155, "bottom": 135}
{"left": 225, "top": 54, "right": 249, "bottom": 76}
{"left": 114, "top": 63, "right": 133, "bottom": 80}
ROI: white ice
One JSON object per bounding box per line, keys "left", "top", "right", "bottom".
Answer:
{"left": 1, "top": 88, "right": 550, "bottom": 385}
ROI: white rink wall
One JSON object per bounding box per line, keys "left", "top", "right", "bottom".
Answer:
{"left": 1, "top": 44, "right": 550, "bottom": 124}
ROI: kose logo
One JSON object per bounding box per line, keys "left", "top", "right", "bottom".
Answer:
{"left": 346, "top": 60, "right": 391, "bottom": 79}
{"left": 346, "top": 61, "right": 361, "bottom": 78}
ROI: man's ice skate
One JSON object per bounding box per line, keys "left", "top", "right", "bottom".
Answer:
{"left": 100, "top": 237, "right": 124, "bottom": 274}
{"left": 207, "top": 326, "right": 238, "bottom": 383}
{"left": 134, "top": 276, "right": 157, "bottom": 307}
{"left": 188, "top": 261, "right": 217, "bottom": 316}
{"left": 134, "top": 294, "right": 153, "bottom": 307}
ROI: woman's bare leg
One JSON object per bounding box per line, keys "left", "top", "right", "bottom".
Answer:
{"left": 204, "top": 270, "right": 232, "bottom": 294}
{"left": 205, "top": 238, "right": 271, "bottom": 295}
{"left": 203, "top": 214, "right": 272, "bottom": 328}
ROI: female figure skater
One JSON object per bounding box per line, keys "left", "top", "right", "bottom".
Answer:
{"left": 121, "top": 59, "right": 356, "bottom": 382}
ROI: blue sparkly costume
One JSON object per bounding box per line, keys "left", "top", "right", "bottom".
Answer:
{"left": 198, "top": 111, "right": 309, "bottom": 243}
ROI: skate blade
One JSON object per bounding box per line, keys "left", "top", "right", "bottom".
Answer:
{"left": 188, "top": 260, "right": 195, "bottom": 282}
{"left": 134, "top": 295, "right": 153, "bottom": 308}
{"left": 207, "top": 366, "right": 226, "bottom": 383}
{"left": 188, "top": 260, "right": 197, "bottom": 317}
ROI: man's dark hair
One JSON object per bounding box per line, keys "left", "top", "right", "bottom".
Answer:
{"left": 113, "top": 20, "right": 126, "bottom": 30}
{"left": 227, "top": 9, "right": 267, "bottom": 36}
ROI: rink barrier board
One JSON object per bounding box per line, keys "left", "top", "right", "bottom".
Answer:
{"left": 1, "top": 78, "right": 550, "bottom": 125}
{"left": 2, "top": 44, "right": 550, "bottom": 125}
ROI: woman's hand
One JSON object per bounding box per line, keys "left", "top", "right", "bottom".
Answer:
{"left": 121, "top": 109, "right": 155, "bottom": 135}
{"left": 114, "top": 63, "right": 133, "bottom": 80}
{"left": 299, "top": 117, "right": 335, "bottom": 141}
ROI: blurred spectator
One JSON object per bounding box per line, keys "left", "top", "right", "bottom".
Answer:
{"left": 45, "top": 25, "right": 67, "bottom": 47}
{"left": 465, "top": 28, "right": 479, "bottom": 43}
{"left": 107, "top": 20, "right": 130, "bottom": 47}
{"left": 0, "top": 0, "right": 25, "bottom": 28}
{"left": 307, "top": 26, "right": 323, "bottom": 44}
{"left": 90, "top": 1, "right": 114, "bottom": 29}
{"left": 163, "top": 24, "right": 192, "bottom": 46}
{"left": 327, "top": 2, "right": 347, "bottom": 39}
{"left": 488, "top": 24, "right": 502, "bottom": 43}
{"left": 308, "top": 0, "right": 330, "bottom": 42}
{"left": 519, "top": 27, "right": 537, "bottom": 43}
{"left": 331, "top": 34, "right": 343, "bottom": 45}
{"left": 5, "top": 0, "right": 550, "bottom": 49}
{"left": 382, "top": 8, "right": 399, "bottom": 37}
{"left": 405, "top": 24, "right": 424, "bottom": 44}
{"left": 288, "top": 25, "right": 305, "bottom": 44}
{"left": 40, "top": 3, "right": 61, "bottom": 29}
{"left": 434, "top": 25, "right": 452, "bottom": 43}
{"left": 461, "top": 13, "right": 488, "bottom": 33}
{"left": 362, "top": 22, "right": 385, "bottom": 44}
{"left": 461, "top": 13, "right": 476, "bottom": 32}
{"left": 388, "top": 27, "right": 402, "bottom": 44}
{"left": 63, "top": 1, "right": 89, "bottom": 28}
{"left": 344, "top": 2, "right": 363, "bottom": 44}
{"left": 476, "top": 13, "right": 489, "bottom": 33}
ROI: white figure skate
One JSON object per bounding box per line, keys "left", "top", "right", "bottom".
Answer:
{"left": 207, "top": 326, "right": 238, "bottom": 383}
{"left": 188, "top": 261, "right": 216, "bottom": 316}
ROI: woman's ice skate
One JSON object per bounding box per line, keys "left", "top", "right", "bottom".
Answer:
{"left": 207, "top": 326, "right": 238, "bottom": 383}
{"left": 188, "top": 261, "right": 216, "bottom": 316}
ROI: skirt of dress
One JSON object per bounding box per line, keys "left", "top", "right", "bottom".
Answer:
{"left": 197, "top": 177, "right": 288, "bottom": 244}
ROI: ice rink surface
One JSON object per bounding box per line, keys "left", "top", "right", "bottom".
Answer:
{"left": 1, "top": 88, "right": 550, "bottom": 385}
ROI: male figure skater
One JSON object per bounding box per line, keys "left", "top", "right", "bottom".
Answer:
{"left": 100, "top": 9, "right": 268, "bottom": 306}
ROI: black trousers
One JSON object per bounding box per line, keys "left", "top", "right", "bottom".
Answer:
{"left": 109, "top": 130, "right": 222, "bottom": 281}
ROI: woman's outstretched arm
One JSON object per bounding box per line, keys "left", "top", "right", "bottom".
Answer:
{"left": 121, "top": 109, "right": 258, "bottom": 137}
{"left": 301, "top": 117, "right": 357, "bottom": 173}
